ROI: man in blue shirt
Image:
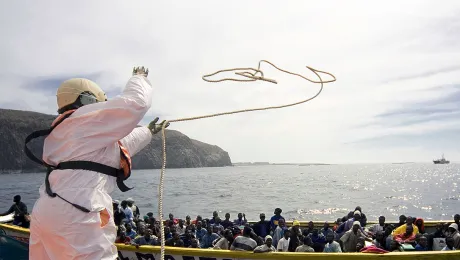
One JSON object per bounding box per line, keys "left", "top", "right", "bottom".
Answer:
{"left": 253, "top": 213, "right": 271, "bottom": 238}
{"left": 270, "top": 208, "right": 285, "bottom": 231}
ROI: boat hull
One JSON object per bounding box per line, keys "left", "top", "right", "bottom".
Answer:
{"left": 1, "top": 223, "right": 460, "bottom": 259}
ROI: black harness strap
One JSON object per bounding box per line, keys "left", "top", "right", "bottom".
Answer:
{"left": 24, "top": 112, "right": 133, "bottom": 213}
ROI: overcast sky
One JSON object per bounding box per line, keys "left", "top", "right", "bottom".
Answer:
{"left": 1, "top": 0, "right": 460, "bottom": 164}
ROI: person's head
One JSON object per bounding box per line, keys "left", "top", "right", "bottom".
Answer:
{"left": 215, "top": 217, "right": 222, "bottom": 225}
{"left": 283, "top": 229, "right": 291, "bottom": 239}
{"left": 197, "top": 221, "right": 202, "bottom": 229}
{"left": 186, "top": 215, "right": 191, "bottom": 222}
{"left": 260, "top": 213, "right": 266, "bottom": 221}
{"left": 196, "top": 215, "right": 202, "bottom": 222}
{"left": 355, "top": 206, "right": 362, "bottom": 213}
{"left": 191, "top": 238, "right": 199, "bottom": 248}
{"left": 213, "top": 211, "right": 218, "bottom": 218}
{"left": 347, "top": 211, "right": 354, "bottom": 219}
{"left": 405, "top": 224, "right": 414, "bottom": 236}
{"left": 138, "top": 223, "right": 146, "bottom": 235}
{"left": 147, "top": 212, "right": 154, "bottom": 218}
{"left": 190, "top": 224, "right": 196, "bottom": 232}
{"left": 224, "top": 229, "right": 233, "bottom": 240}
{"left": 292, "top": 220, "right": 300, "bottom": 231}
{"left": 446, "top": 236, "right": 454, "bottom": 249}
{"left": 278, "top": 219, "right": 285, "bottom": 227}
{"left": 419, "top": 236, "right": 428, "bottom": 247}
{"left": 326, "top": 232, "right": 335, "bottom": 243}
{"left": 117, "top": 228, "right": 126, "bottom": 238}
{"left": 353, "top": 210, "right": 361, "bottom": 220}
{"left": 163, "top": 226, "right": 170, "bottom": 234}
{"left": 225, "top": 213, "right": 230, "bottom": 220}
{"left": 238, "top": 213, "right": 243, "bottom": 220}
{"left": 406, "top": 216, "right": 414, "bottom": 225}
{"left": 455, "top": 214, "right": 460, "bottom": 224}
{"left": 384, "top": 225, "right": 394, "bottom": 237}
{"left": 274, "top": 208, "right": 282, "bottom": 216}
{"left": 179, "top": 219, "right": 184, "bottom": 226}
{"left": 379, "top": 216, "right": 385, "bottom": 226}
{"left": 243, "top": 226, "right": 252, "bottom": 237}
{"left": 356, "top": 242, "right": 364, "bottom": 252}
{"left": 125, "top": 223, "right": 132, "bottom": 232}
{"left": 308, "top": 221, "right": 314, "bottom": 229}
{"left": 399, "top": 215, "right": 407, "bottom": 224}
{"left": 265, "top": 235, "right": 273, "bottom": 247}
{"left": 126, "top": 198, "right": 134, "bottom": 207}
{"left": 324, "top": 221, "right": 330, "bottom": 230}
{"left": 212, "top": 225, "right": 218, "bottom": 234}
{"left": 374, "top": 230, "right": 383, "bottom": 240}
{"left": 448, "top": 223, "right": 458, "bottom": 234}
{"left": 169, "top": 213, "right": 174, "bottom": 220}
{"left": 303, "top": 236, "right": 313, "bottom": 247}
{"left": 207, "top": 225, "right": 213, "bottom": 234}
{"left": 352, "top": 221, "right": 360, "bottom": 232}
{"left": 144, "top": 229, "right": 152, "bottom": 240}
{"left": 121, "top": 200, "right": 127, "bottom": 208}
{"left": 336, "top": 218, "right": 342, "bottom": 225}
{"left": 56, "top": 78, "right": 107, "bottom": 114}
{"left": 12, "top": 195, "right": 21, "bottom": 204}
{"left": 436, "top": 223, "right": 443, "bottom": 231}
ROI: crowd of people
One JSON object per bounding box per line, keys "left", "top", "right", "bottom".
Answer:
{"left": 114, "top": 199, "right": 460, "bottom": 253}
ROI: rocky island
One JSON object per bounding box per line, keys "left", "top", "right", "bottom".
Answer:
{"left": 0, "top": 109, "right": 232, "bottom": 173}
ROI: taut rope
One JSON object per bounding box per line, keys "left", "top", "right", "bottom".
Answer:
{"left": 157, "top": 60, "right": 336, "bottom": 260}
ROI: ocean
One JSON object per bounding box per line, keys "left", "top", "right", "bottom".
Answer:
{"left": 1, "top": 164, "right": 459, "bottom": 222}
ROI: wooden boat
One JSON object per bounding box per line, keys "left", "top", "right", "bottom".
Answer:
{"left": 1, "top": 220, "right": 459, "bottom": 260}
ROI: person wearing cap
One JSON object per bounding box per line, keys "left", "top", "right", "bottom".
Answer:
{"left": 288, "top": 220, "right": 302, "bottom": 252}
{"left": 270, "top": 208, "right": 285, "bottom": 231}
{"left": 447, "top": 223, "right": 460, "bottom": 249}
{"left": 336, "top": 210, "right": 364, "bottom": 236}
{"left": 253, "top": 213, "right": 271, "bottom": 238}
{"left": 340, "top": 221, "right": 367, "bottom": 252}
{"left": 0, "top": 195, "right": 28, "bottom": 228}
{"left": 126, "top": 198, "right": 140, "bottom": 220}
{"left": 254, "top": 235, "right": 276, "bottom": 253}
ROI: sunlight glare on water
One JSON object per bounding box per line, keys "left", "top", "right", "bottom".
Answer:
{"left": 0, "top": 163, "right": 459, "bottom": 221}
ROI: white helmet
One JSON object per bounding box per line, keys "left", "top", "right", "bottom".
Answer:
{"left": 56, "top": 78, "right": 107, "bottom": 114}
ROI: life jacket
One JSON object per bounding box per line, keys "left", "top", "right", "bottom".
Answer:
{"left": 24, "top": 109, "right": 133, "bottom": 213}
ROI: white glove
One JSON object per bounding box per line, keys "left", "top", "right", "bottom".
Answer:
{"left": 133, "top": 66, "right": 149, "bottom": 77}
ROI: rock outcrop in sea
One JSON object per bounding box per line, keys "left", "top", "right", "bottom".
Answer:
{"left": 0, "top": 108, "right": 232, "bottom": 173}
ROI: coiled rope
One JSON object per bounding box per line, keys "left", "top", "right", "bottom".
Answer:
{"left": 157, "top": 60, "right": 336, "bottom": 260}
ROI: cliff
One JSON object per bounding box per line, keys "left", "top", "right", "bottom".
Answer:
{"left": 0, "top": 108, "right": 232, "bottom": 172}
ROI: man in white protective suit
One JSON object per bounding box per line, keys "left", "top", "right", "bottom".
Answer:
{"left": 26, "top": 66, "right": 169, "bottom": 259}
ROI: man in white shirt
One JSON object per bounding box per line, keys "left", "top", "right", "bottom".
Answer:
{"left": 277, "top": 229, "right": 291, "bottom": 252}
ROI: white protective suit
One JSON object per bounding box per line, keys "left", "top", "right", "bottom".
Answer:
{"left": 29, "top": 75, "right": 153, "bottom": 260}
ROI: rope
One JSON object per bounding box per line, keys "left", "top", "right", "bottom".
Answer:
{"left": 157, "top": 60, "right": 336, "bottom": 260}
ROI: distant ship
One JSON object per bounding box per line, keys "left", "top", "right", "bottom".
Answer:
{"left": 433, "top": 154, "right": 450, "bottom": 164}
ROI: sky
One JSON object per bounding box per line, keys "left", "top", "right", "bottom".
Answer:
{"left": 1, "top": 0, "right": 460, "bottom": 164}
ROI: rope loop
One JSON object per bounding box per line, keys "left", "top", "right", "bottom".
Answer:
{"left": 157, "top": 60, "right": 336, "bottom": 260}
